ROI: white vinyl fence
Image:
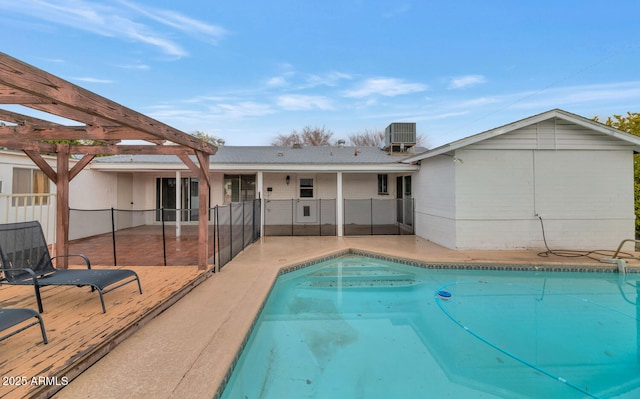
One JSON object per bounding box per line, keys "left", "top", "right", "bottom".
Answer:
{"left": 0, "top": 193, "right": 56, "bottom": 243}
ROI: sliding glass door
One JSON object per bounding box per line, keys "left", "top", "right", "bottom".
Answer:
{"left": 156, "top": 177, "right": 200, "bottom": 221}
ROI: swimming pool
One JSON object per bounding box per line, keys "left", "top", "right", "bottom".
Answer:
{"left": 218, "top": 254, "right": 640, "bottom": 398}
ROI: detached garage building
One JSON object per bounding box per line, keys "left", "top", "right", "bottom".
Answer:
{"left": 406, "top": 109, "right": 640, "bottom": 251}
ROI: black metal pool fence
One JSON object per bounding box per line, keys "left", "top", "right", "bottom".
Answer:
{"left": 263, "top": 198, "right": 414, "bottom": 236}
{"left": 68, "top": 198, "right": 413, "bottom": 267}
{"left": 69, "top": 200, "right": 261, "bottom": 269}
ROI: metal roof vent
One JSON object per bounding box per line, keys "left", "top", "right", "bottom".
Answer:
{"left": 292, "top": 143, "right": 303, "bottom": 149}
{"left": 337, "top": 139, "right": 346, "bottom": 147}
{"left": 384, "top": 122, "right": 416, "bottom": 154}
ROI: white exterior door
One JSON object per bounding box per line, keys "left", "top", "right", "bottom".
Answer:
{"left": 296, "top": 177, "right": 317, "bottom": 223}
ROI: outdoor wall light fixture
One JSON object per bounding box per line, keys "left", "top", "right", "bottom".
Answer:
{"left": 286, "top": 175, "right": 290, "bottom": 185}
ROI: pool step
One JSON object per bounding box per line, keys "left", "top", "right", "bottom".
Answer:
{"left": 298, "top": 266, "right": 420, "bottom": 288}
{"left": 311, "top": 266, "right": 409, "bottom": 276}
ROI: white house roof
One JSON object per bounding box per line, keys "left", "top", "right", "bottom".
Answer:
{"left": 402, "top": 108, "right": 640, "bottom": 163}
{"left": 90, "top": 145, "right": 424, "bottom": 173}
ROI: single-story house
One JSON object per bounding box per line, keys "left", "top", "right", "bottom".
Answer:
{"left": 3, "top": 108, "right": 639, "bottom": 253}
{"left": 79, "top": 142, "right": 421, "bottom": 237}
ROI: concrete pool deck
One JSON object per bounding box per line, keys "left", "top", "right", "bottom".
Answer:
{"left": 52, "top": 235, "right": 640, "bottom": 399}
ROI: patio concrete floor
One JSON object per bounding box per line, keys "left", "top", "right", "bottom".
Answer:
{"left": 52, "top": 235, "right": 639, "bottom": 399}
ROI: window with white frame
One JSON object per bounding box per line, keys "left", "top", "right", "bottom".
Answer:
{"left": 299, "top": 178, "right": 314, "bottom": 198}
{"left": 377, "top": 174, "right": 388, "bottom": 195}
{"left": 12, "top": 168, "right": 50, "bottom": 205}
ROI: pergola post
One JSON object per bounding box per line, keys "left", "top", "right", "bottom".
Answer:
{"left": 197, "top": 152, "right": 210, "bottom": 270}
{"left": 177, "top": 151, "right": 212, "bottom": 270}
{"left": 55, "top": 145, "right": 70, "bottom": 268}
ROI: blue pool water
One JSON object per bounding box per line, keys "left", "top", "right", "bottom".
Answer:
{"left": 219, "top": 255, "right": 640, "bottom": 399}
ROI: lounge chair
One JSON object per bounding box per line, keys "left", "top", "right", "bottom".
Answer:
{"left": 0, "top": 307, "right": 48, "bottom": 344}
{"left": 0, "top": 221, "right": 142, "bottom": 313}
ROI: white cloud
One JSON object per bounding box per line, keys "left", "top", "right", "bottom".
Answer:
{"left": 266, "top": 70, "right": 351, "bottom": 90}
{"left": 488, "top": 81, "right": 640, "bottom": 111}
{"left": 303, "top": 71, "right": 352, "bottom": 88}
{"left": 383, "top": 3, "right": 412, "bottom": 18}
{"left": 72, "top": 77, "right": 114, "bottom": 84}
{"left": 449, "top": 75, "right": 487, "bottom": 89}
{"left": 277, "top": 95, "right": 333, "bottom": 111}
{"left": 559, "top": 82, "right": 640, "bottom": 104}
{"left": 147, "top": 106, "right": 203, "bottom": 120}
{"left": 145, "top": 101, "right": 275, "bottom": 127}
{"left": 343, "top": 78, "right": 427, "bottom": 98}
{"left": 124, "top": 30, "right": 187, "bottom": 57}
{"left": 210, "top": 102, "right": 275, "bottom": 118}
{"left": 454, "top": 97, "right": 500, "bottom": 108}
{"left": 0, "top": 0, "right": 227, "bottom": 57}
{"left": 117, "top": 0, "right": 228, "bottom": 44}
{"left": 426, "top": 111, "right": 471, "bottom": 121}
{"left": 267, "top": 76, "right": 288, "bottom": 87}
{"left": 118, "top": 63, "right": 150, "bottom": 70}
{"left": 184, "top": 95, "right": 230, "bottom": 104}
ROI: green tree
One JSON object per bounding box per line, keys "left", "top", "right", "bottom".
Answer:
{"left": 192, "top": 131, "right": 224, "bottom": 146}
{"left": 594, "top": 112, "right": 640, "bottom": 237}
{"left": 595, "top": 113, "right": 640, "bottom": 134}
{"left": 42, "top": 139, "right": 108, "bottom": 157}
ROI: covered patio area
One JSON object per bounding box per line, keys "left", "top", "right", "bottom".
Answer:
{"left": 68, "top": 225, "right": 206, "bottom": 267}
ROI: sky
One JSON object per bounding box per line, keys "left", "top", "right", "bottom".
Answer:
{"left": 1, "top": 0, "right": 640, "bottom": 148}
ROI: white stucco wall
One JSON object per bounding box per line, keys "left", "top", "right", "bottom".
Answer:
{"left": 342, "top": 173, "right": 388, "bottom": 198}
{"left": 343, "top": 173, "right": 405, "bottom": 226}
{"left": 69, "top": 169, "right": 118, "bottom": 209}
{"left": 210, "top": 173, "right": 225, "bottom": 205}
{"left": 531, "top": 150, "right": 633, "bottom": 249}
{"left": 131, "top": 173, "right": 154, "bottom": 209}
{"left": 263, "top": 173, "right": 327, "bottom": 225}
{"left": 262, "top": 172, "right": 394, "bottom": 200}
{"left": 453, "top": 149, "right": 634, "bottom": 250}
{"left": 413, "top": 156, "right": 457, "bottom": 248}
{"left": 68, "top": 169, "right": 120, "bottom": 240}
{"left": 261, "top": 172, "right": 399, "bottom": 226}
{"left": 262, "top": 173, "right": 297, "bottom": 200}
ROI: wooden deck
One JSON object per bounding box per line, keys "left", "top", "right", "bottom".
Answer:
{"left": 0, "top": 264, "right": 211, "bottom": 399}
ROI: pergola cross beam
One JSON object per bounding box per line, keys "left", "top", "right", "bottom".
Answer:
{"left": 0, "top": 54, "right": 216, "bottom": 153}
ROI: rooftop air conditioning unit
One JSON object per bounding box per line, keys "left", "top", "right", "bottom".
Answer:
{"left": 384, "top": 122, "right": 416, "bottom": 153}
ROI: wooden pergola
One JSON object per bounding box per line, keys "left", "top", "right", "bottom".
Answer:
{"left": 0, "top": 52, "right": 217, "bottom": 270}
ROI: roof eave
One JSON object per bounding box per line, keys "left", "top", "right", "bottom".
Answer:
{"left": 89, "top": 162, "right": 419, "bottom": 173}
{"left": 402, "top": 109, "right": 640, "bottom": 163}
